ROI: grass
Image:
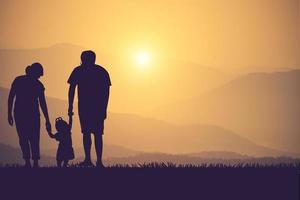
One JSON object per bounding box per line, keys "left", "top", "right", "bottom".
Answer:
{"left": 0, "top": 162, "right": 298, "bottom": 200}
{"left": 1, "top": 161, "right": 299, "bottom": 169}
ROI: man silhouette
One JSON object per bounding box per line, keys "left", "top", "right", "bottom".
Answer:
{"left": 68, "top": 50, "right": 111, "bottom": 167}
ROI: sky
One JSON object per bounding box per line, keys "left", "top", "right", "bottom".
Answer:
{"left": 0, "top": 0, "right": 299, "bottom": 156}
{"left": 0, "top": 0, "right": 299, "bottom": 68}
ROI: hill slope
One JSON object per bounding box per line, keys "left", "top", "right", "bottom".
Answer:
{"left": 0, "top": 87, "right": 294, "bottom": 157}
{"left": 148, "top": 70, "right": 300, "bottom": 153}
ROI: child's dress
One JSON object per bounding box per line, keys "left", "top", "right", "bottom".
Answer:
{"left": 54, "top": 131, "right": 75, "bottom": 161}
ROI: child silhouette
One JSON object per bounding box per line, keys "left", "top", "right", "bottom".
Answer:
{"left": 48, "top": 116, "right": 75, "bottom": 167}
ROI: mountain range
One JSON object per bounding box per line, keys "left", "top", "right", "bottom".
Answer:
{"left": 146, "top": 70, "right": 300, "bottom": 153}
{"left": 1, "top": 143, "right": 299, "bottom": 167}
{"left": 0, "top": 87, "right": 296, "bottom": 158}
{"left": 0, "top": 44, "right": 299, "bottom": 158}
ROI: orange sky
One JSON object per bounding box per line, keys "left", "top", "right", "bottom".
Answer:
{"left": 0, "top": 0, "right": 299, "bottom": 156}
{"left": 0, "top": 0, "right": 299, "bottom": 68}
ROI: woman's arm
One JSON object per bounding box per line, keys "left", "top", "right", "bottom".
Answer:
{"left": 39, "top": 92, "right": 52, "bottom": 133}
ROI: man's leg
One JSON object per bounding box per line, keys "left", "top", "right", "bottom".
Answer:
{"left": 95, "top": 121, "right": 104, "bottom": 168}
{"left": 83, "top": 133, "right": 92, "bottom": 163}
{"left": 57, "top": 160, "right": 62, "bottom": 168}
{"left": 94, "top": 134, "right": 103, "bottom": 167}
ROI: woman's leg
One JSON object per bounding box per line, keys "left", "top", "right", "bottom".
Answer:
{"left": 30, "top": 137, "right": 40, "bottom": 167}
{"left": 33, "top": 160, "right": 39, "bottom": 168}
{"left": 19, "top": 137, "right": 31, "bottom": 167}
{"left": 15, "top": 118, "right": 31, "bottom": 167}
{"left": 30, "top": 117, "right": 40, "bottom": 168}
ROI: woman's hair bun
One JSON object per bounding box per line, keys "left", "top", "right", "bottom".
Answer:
{"left": 25, "top": 65, "right": 31, "bottom": 75}
{"left": 25, "top": 63, "right": 43, "bottom": 77}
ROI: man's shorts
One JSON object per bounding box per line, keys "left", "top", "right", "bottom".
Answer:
{"left": 78, "top": 114, "right": 105, "bottom": 135}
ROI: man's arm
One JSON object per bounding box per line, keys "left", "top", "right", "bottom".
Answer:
{"left": 103, "top": 87, "right": 110, "bottom": 119}
{"left": 68, "top": 84, "right": 76, "bottom": 116}
{"left": 7, "top": 85, "right": 16, "bottom": 126}
{"left": 68, "top": 114, "right": 73, "bottom": 130}
{"left": 39, "top": 92, "right": 51, "bottom": 133}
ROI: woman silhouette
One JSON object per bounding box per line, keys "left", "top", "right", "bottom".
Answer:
{"left": 7, "top": 63, "right": 51, "bottom": 168}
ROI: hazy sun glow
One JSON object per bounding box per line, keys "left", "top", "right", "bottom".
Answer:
{"left": 136, "top": 52, "right": 150, "bottom": 68}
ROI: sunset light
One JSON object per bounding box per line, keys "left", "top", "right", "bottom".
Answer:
{"left": 0, "top": 0, "right": 299, "bottom": 184}
{"left": 135, "top": 52, "right": 150, "bottom": 67}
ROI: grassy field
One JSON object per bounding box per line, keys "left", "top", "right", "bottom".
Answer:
{"left": 0, "top": 162, "right": 299, "bottom": 200}
{"left": 1, "top": 162, "right": 300, "bottom": 168}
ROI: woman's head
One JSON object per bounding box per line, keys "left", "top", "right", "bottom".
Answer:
{"left": 55, "top": 117, "right": 69, "bottom": 132}
{"left": 25, "top": 63, "right": 44, "bottom": 79}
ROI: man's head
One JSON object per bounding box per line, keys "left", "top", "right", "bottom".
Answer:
{"left": 25, "top": 62, "right": 44, "bottom": 79}
{"left": 81, "top": 50, "right": 96, "bottom": 65}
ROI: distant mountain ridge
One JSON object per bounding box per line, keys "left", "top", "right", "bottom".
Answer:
{"left": 0, "top": 143, "right": 55, "bottom": 165}
{"left": 187, "top": 151, "right": 251, "bottom": 160}
{"left": 43, "top": 144, "right": 141, "bottom": 159}
{"left": 0, "top": 87, "right": 297, "bottom": 158}
{"left": 1, "top": 143, "right": 299, "bottom": 167}
{"left": 105, "top": 152, "right": 300, "bottom": 166}
{"left": 147, "top": 70, "right": 300, "bottom": 154}
{"left": 0, "top": 45, "right": 299, "bottom": 156}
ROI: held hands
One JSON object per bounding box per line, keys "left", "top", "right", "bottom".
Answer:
{"left": 8, "top": 114, "right": 14, "bottom": 126}
{"left": 46, "top": 121, "right": 55, "bottom": 138}
{"left": 68, "top": 107, "right": 74, "bottom": 130}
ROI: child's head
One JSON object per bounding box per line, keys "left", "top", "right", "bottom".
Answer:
{"left": 55, "top": 117, "right": 69, "bottom": 132}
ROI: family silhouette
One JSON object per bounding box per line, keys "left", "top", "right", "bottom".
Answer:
{"left": 7, "top": 50, "right": 111, "bottom": 168}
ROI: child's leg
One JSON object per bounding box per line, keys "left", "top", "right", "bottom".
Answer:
{"left": 57, "top": 160, "right": 62, "bottom": 167}
{"left": 63, "top": 160, "right": 69, "bottom": 167}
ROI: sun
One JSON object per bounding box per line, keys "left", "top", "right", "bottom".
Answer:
{"left": 135, "top": 52, "right": 150, "bottom": 67}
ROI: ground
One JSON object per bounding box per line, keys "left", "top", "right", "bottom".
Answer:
{"left": 0, "top": 163, "right": 299, "bottom": 200}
